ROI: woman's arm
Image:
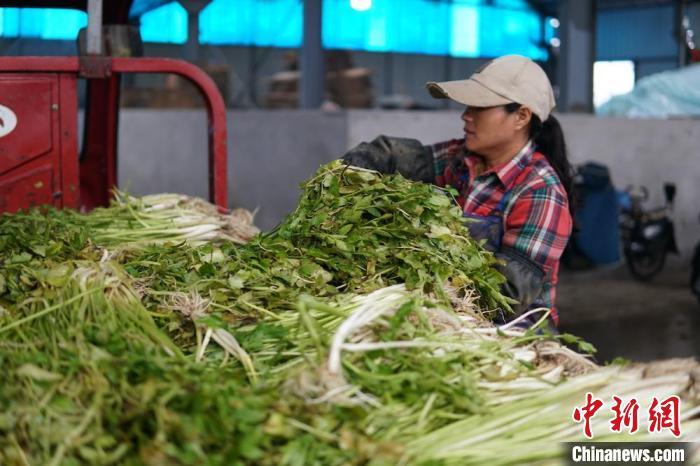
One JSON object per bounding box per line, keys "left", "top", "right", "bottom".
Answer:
{"left": 341, "top": 135, "right": 435, "bottom": 183}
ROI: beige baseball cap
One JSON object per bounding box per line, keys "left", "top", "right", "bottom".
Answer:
{"left": 426, "top": 55, "right": 556, "bottom": 121}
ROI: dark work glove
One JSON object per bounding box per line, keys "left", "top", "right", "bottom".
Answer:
{"left": 341, "top": 135, "right": 435, "bottom": 183}
{"left": 495, "top": 246, "right": 545, "bottom": 317}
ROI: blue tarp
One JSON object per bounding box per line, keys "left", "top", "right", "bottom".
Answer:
{"left": 597, "top": 63, "right": 700, "bottom": 118}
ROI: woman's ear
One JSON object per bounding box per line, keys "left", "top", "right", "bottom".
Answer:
{"left": 515, "top": 106, "right": 532, "bottom": 131}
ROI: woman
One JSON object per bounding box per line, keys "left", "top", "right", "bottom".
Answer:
{"left": 343, "top": 55, "right": 573, "bottom": 330}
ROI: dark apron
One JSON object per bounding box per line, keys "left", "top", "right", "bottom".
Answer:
{"left": 463, "top": 190, "right": 552, "bottom": 332}
{"left": 462, "top": 188, "right": 510, "bottom": 253}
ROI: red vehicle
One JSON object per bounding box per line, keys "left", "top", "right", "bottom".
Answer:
{"left": 0, "top": 0, "right": 228, "bottom": 214}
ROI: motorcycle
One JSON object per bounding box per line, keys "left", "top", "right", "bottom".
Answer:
{"left": 619, "top": 183, "right": 678, "bottom": 281}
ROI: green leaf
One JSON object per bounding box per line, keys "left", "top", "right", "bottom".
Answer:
{"left": 322, "top": 173, "right": 335, "bottom": 188}
{"left": 366, "top": 207, "right": 382, "bottom": 217}
{"left": 198, "top": 262, "right": 216, "bottom": 278}
{"left": 235, "top": 406, "right": 267, "bottom": 424}
{"left": 46, "top": 263, "right": 72, "bottom": 287}
{"left": 338, "top": 224, "right": 353, "bottom": 236}
{"left": 228, "top": 275, "right": 245, "bottom": 289}
{"left": 8, "top": 252, "right": 32, "bottom": 264}
{"left": 558, "top": 333, "right": 597, "bottom": 354}
{"left": 197, "top": 314, "right": 225, "bottom": 329}
{"left": 202, "top": 247, "right": 226, "bottom": 263}
{"left": 427, "top": 224, "right": 452, "bottom": 239}
{"left": 427, "top": 194, "right": 450, "bottom": 207}
{"left": 30, "top": 244, "right": 47, "bottom": 257}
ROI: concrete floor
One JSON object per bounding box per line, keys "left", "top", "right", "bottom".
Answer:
{"left": 557, "top": 259, "right": 700, "bottom": 363}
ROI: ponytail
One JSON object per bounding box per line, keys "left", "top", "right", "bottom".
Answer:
{"left": 504, "top": 103, "right": 575, "bottom": 217}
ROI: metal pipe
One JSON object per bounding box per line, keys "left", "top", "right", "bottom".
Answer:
{"left": 87, "top": 0, "right": 103, "bottom": 55}
{"left": 300, "top": 0, "right": 324, "bottom": 109}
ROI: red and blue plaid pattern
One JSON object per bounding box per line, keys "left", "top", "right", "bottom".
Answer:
{"left": 432, "top": 138, "right": 572, "bottom": 324}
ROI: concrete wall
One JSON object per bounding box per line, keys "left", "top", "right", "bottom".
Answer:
{"left": 116, "top": 109, "right": 700, "bottom": 258}
{"left": 117, "top": 110, "right": 346, "bottom": 230}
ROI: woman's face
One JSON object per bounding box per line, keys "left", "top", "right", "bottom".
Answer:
{"left": 461, "top": 105, "right": 527, "bottom": 159}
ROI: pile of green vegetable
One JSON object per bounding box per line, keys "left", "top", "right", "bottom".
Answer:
{"left": 1, "top": 161, "right": 698, "bottom": 465}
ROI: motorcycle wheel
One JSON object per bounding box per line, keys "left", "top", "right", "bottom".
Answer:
{"left": 624, "top": 247, "right": 666, "bottom": 281}
{"left": 691, "top": 274, "right": 700, "bottom": 303}
{"left": 690, "top": 244, "right": 700, "bottom": 303}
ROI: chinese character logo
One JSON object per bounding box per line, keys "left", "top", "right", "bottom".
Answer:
{"left": 573, "top": 392, "right": 604, "bottom": 439}
{"left": 610, "top": 396, "right": 640, "bottom": 434}
{"left": 573, "top": 393, "right": 682, "bottom": 438}
{"left": 648, "top": 396, "right": 681, "bottom": 438}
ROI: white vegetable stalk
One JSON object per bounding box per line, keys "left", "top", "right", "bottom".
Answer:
{"left": 327, "top": 284, "right": 410, "bottom": 375}
{"left": 497, "top": 307, "right": 551, "bottom": 331}
{"left": 99, "top": 190, "right": 260, "bottom": 248}
{"left": 166, "top": 291, "right": 258, "bottom": 383}
{"left": 322, "top": 284, "right": 587, "bottom": 409}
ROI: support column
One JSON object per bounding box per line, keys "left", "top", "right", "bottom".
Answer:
{"left": 300, "top": 0, "right": 324, "bottom": 109}
{"left": 557, "top": 0, "right": 595, "bottom": 112}
{"left": 442, "top": 54, "right": 452, "bottom": 109}
{"left": 383, "top": 52, "right": 394, "bottom": 97}
{"left": 178, "top": 0, "right": 210, "bottom": 62}
{"left": 676, "top": 0, "right": 690, "bottom": 67}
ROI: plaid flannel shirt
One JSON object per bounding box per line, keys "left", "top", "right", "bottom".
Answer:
{"left": 432, "top": 138, "right": 572, "bottom": 324}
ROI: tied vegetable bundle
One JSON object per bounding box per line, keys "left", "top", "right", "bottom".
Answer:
{"left": 0, "top": 161, "right": 698, "bottom": 465}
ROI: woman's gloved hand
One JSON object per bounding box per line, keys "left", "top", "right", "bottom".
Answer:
{"left": 341, "top": 135, "right": 435, "bottom": 183}
{"left": 495, "top": 246, "right": 545, "bottom": 317}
